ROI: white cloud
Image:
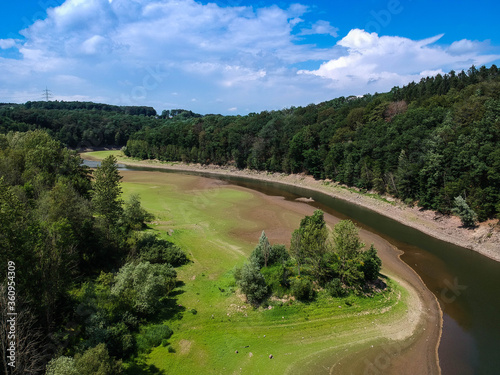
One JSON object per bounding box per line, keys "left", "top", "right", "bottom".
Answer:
{"left": 0, "top": 1, "right": 498, "bottom": 114}
{"left": 0, "top": 39, "right": 17, "bottom": 49}
{"left": 447, "top": 39, "right": 490, "bottom": 55}
{"left": 299, "top": 29, "right": 500, "bottom": 94}
{"left": 300, "top": 20, "right": 339, "bottom": 37}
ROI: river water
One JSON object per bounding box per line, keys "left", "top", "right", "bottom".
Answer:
{"left": 83, "top": 160, "right": 500, "bottom": 374}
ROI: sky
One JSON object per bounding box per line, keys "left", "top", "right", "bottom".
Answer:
{"left": 0, "top": 0, "right": 499, "bottom": 115}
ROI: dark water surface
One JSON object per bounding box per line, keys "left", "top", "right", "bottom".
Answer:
{"left": 83, "top": 160, "right": 500, "bottom": 374}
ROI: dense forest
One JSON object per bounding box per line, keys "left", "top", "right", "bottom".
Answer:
{"left": 123, "top": 65, "right": 500, "bottom": 221}
{"left": 0, "top": 65, "right": 499, "bottom": 222}
{"left": 0, "top": 102, "right": 158, "bottom": 148}
{"left": 0, "top": 131, "right": 188, "bottom": 374}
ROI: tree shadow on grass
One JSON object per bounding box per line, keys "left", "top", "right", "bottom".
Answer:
{"left": 150, "top": 281, "right": 186, "bottom": 323}
{"left": 125, "top": 361, "right": 166, "bottom": 375}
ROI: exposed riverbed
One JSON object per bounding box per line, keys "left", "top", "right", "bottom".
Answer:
{"left": 82, "top": 154, "right": 500, "bottom": 374}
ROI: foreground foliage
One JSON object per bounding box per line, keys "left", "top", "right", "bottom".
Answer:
{"left": 0, "top": 131, "right": 188, "bottom": 373}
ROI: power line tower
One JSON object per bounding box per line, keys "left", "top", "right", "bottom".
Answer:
{"left": 42, "top": 87, "right": 53, "bottom": 101}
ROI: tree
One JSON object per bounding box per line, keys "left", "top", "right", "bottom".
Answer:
{"left": 290, "top": 229, "right": 304, "bottom": 277}
{"left": 74, "top": 344, "right": 122, "bottom": 375}
{"left": 46, "top": 356, "right": 79, "bottom": 375}
{"left": 111, "top": 261, "right": 177, "bottom": 316}
{"left": 91, "top": 155, "right": 123, "bottom": 224}
{"left": 236, "top": 263, "right": 268, "bottom": 304}
{"left": 250, "top": 231, "right": 271, "bottom": 268}
{"left": 120, "top": 194, "right": 154, "bottom": 231}
{"left": 452, "top": 196, "right": 478, "bottom": 227}
{"left": 362, "top": 245, "right": 382, "bottom": 281}
{"left": 333, "top": 220, "right": 364, "bottom": 285}
{"left": 299, "top": 210, "right": 329, "bottom": 280}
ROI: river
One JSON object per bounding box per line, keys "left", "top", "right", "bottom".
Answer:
{"left": 84, "top": 159, "right": 500, "bottom": 374}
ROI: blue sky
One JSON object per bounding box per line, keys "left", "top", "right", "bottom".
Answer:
{"left": 1, "top": 0, "right": 499, "bottom": 114}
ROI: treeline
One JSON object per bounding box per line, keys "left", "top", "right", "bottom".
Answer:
{"left": 0, "top": 131, "right": 188, "bottom": 374}
{"left": 0, "top": 102, "right": 159, "bottom": 148}
{"left": 235, "top": 210, "right": 382, "bottom": 305}
{"left": 124, "top": 65, "right": 500, "bottom": 220}
{"left": 24, "top": 101, "right": 157, "bottom": 116}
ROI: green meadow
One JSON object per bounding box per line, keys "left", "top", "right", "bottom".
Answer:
{"left": 85, "top": 151, "right": 410, "bottom": 374}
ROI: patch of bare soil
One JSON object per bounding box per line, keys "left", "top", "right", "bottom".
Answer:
{"left": 114, "top": 159, "right": 499, "bottom": 262}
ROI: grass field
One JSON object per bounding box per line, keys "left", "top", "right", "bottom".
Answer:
{"left": 84, "top": 151, "right": 412, "bottom": 374}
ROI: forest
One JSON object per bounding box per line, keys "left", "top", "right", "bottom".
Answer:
{"left": 1, "top": 65, "right": 498, "bottom": 221}
{"left": 0, "top": 131, "right": 188, "bottom": 374}
{"left": 122, "top": 65, "right": 500, "bottom": 221}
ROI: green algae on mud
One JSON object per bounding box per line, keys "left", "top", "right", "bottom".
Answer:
{"left": 114, "top": 168, "right": 417, "bottom": 374}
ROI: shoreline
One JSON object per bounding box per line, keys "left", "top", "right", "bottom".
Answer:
{"left": 115, "top": 165, "right": 442, "bottom": 374}
{"left": 83, "top": 151, "right": 445, "bottom": 373}
{"left": 81, "top": 152, "right": 500, "bottom": 263}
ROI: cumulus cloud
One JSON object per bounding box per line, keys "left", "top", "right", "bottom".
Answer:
{"left": 0, "top": 0, "right": 498, "bottom": 113}
{"left": 299, "top": 29, "right": 500, "bottom": 94}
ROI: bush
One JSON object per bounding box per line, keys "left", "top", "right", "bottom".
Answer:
{"left": 121, "top": 194, "right": 154, "bottom": 230}
{"left": 136, "top": 324, "right": 173, "bottom": 353}
{"left": 237, "top": 263, "right": 268, "bottom": 304}
{"left": 136, "top": 233, "right": 189, "bottom": 267}
{"left": 290, "top": 278, "right": 314, "bottom": 301}
{"left": 452, "top": 196, "right": 478, "bottom": 227}
{"left": 326, "top": 278, "right": 347, "bottom": 297}
{"left": 46, "top": 356, "right": 78, "bottom": 375}
{"left": 260, "top": 264, "right": 290, "bottom": 297}
{"left": 73, "top": 344, "right": 122, "bottom": 375}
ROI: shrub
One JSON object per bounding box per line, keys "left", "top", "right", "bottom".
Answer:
{"left": 261, "top": 264, "right": 290, "bottom": 297}
{"left": 121, "top": 194, "right": 154, "bottom": 230}
{"left": 452, "top": 196, "right": 478, "bottom": 227}
{"left": 237, "top": 263, "right": 268, "bottom": 304}
{"left": 73, "top": 344, "right": 122, "bottom": 375}
{"left": 136, "top": 233, "right": 189, "bottom": 266}
{"left": 326, "top": 278, "right": 347, "bottom": 297}
{"left": 345, "top": 296, "right": 355, "bottom": 306}
{"left": 46, "top": 356, "right": 78, "bottom": 375}
{"left": 291, "top": 278, "right": 314, "bottom": 301}
{"left": 136, "top": 324, "right": 173, "bottom": 353}
{"left": 111, "top": 261, "right": 177, "bottom": 316}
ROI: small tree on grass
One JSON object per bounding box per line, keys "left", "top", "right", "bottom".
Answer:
{"left": 452, "top": 196, "right": 478, "bottom": 227}
{"left": 236, "top": 263, "right": 268, "bottom": 305}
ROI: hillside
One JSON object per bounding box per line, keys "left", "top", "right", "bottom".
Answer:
{"left": 1, "top": 65, "right": 499, "bottom": 220}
